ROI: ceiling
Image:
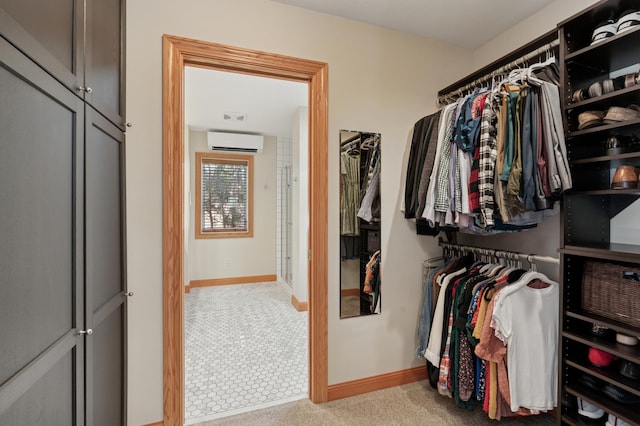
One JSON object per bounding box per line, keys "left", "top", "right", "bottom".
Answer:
{"left": 272, "top": 0, "right": 556, "bottom": 49}
{"left": 186, "top": 1, "right": 557, "bottom": 137}
{"left": 185, "top": 66, "right": 308, "bottom": 137}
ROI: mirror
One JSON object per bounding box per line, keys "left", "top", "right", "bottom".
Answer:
{"left": 339, "top": 130, "right": 381, "bottom": 318}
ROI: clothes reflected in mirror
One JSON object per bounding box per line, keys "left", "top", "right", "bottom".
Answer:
{"left": 339, "top": 130, "right": 381, "bottom": 318}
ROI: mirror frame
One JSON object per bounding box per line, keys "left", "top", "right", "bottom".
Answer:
{"left": 339, "top": 130, "right": 381, "bottom": 318}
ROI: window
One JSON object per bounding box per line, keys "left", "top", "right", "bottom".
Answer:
{"left": 196, "top": 152, "right": 253, "bottom": 238}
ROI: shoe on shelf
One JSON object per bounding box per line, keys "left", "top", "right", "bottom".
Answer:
{"left": 606, "top": 413, "right": 632, "bottom": 426}
{"left": 578, "top": 373, "right": 605, "bottom": 391}
{"left": 611, "top": 165, "right": 639, "bottom": 190}
{"left": 604, "top": 105, "right": 640, "bottom": 124}
{"left": 619, "top": 360, "right": 640, "bottom": 380}
{"left": 578, "top": 110, "right": 605, "bottom": 130}
{"left": 603, "top": 383, "right": 640, "bottom": 404}
{"left": 616, "top": 332, "right": 639, "bottom": 346}
{"left": 591, "top": 20, "right": 618, "bottom": 45}
{"left": 589, "top": 347, "right": 616, "bottom": 367}
{"left": 606, "top": 135, "right": 631, "bottom": 155}
{"left": 591, "top": 323, "right": 613, "bottom": 339}
{"left": 577, "top": 398, "right": 606, "bottom": 420}
{"left": 616, "top": 10, "right": 640, "bottom": 35}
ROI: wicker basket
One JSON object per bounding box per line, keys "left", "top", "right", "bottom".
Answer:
{"left": 582, "top": 261, "right": 640, "bottom": 327}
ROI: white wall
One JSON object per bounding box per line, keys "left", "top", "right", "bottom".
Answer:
{"left": 126, "top": 0, "right": 472, "bottom": 423}
{"left": 124, "top": 0, "right": 616, "bottom": 422}
{"left": 187, "top": 130, "right": 277, "bottom": 280}
{"left": 472, "top": 0, "right": 599, "bottom": 69}
{"left": 291, "top": 107, "right": 309, "bottom": 303}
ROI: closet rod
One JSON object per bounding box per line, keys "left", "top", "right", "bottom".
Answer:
{"left": 437, "top": 38, "right": 559, "bottom": 106}
{"left": 436, "top": 28, "right": 558, "bottom": 104}
{"left": 438, "top": 240, "right": 559, "bottom": 265}
{"left": 341, "top": 134, "right": 360, "bottom": 145}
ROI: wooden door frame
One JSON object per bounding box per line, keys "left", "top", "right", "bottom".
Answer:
{"left": 162, "top": 34, "right": 328, "bottom": 425}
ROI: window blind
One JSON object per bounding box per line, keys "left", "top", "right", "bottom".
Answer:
{"left": 201, "top": 157, "right": 249, "bottom": 232}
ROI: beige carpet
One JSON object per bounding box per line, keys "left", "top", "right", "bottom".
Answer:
{"left": 195, "top": 380, "right": 555, "bottom": 425}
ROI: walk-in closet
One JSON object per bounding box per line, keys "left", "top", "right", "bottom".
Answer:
{"left": 405, "top": 2, "right": 640, "bottom": 423}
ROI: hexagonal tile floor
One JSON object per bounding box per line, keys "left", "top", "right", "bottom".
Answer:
{"left": 184, "top": 281, "right": 308, "bottom": 424}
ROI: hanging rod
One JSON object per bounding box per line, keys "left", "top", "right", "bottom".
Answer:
{"left": 436, "top": 29, "right": 559, "bottom": 106}
{"left": 438, "top": 239, "right": 559, "bottom": 265}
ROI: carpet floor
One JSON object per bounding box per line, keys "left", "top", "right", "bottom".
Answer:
{"left": 194, "top": 380, "right": 555, "bottom": 425}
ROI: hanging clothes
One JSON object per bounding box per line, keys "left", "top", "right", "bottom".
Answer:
{"left": 403, "top": 58, "right": 571, "bottom": 235}
{"left": 340, "top": 150, "right": 360, "bottom": 236}
{"left": 418, "top": 251, "right": 558, "bottom": 420}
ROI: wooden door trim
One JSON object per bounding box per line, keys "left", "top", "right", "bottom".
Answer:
{"left": 162, "top": 34, "right": 328, "bottom": 425}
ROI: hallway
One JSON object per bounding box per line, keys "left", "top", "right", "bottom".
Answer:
{"left": 184, "top": 281, "right": 308, "bottom": 424}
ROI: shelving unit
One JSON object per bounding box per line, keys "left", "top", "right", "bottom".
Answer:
{"left": 558, "top": 1, "right": 640, "bottom": 424}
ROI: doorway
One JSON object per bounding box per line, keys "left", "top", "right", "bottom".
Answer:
{"left": 162, "top": 35, "right": 329, "bottom": 425}
{"left": 182, "top": 66, "right": 309, "bottom": 422}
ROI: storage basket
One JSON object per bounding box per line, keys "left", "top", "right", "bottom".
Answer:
{"left": 582, "top": 260, "right": 640, "bottom": 327}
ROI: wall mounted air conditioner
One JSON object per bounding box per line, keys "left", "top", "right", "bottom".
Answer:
{"left": 207, "top": 131, "right": 263, "bottom": 154}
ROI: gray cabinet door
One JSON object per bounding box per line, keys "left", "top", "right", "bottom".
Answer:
{"left": 0, "top": 0, "right": 83, "bottom": 99}
{"left": 84, "top": 108, "right": 126, "bottom": 426}
{"left": 84, "top": 0, "right": 126, "bottom": 130}
{"left": 0, "top": 0, "right": 126, "bottom": 130}
{"left": 0, "top": 36, "right": 85, "bottom": 425}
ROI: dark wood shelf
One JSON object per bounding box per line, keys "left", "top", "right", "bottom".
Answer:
{"left": 566, "top": 85, "right": 640, "bottom": 111}
{"left": 560, "top": 3, "right": 640, "bottom": 424}
{"left": 565, "top": 359, "right": 640, "bottom": 396}
{"left": 567, "top": 188, "right": 640, "bottom": 195}
{"left": 567, "top": 117, "right": 640, "bottom": 138}
{"left": 565, "top": 25, "right": 640, "bottom": 67}
{"left": 563, "top": 330, "right": 640, "bottom": 364}
{"left": 565, "top": 384, "right": 640, "bottom": 425}
{"left": 566, "top": 310, "right": 640, "bottom": 337}
{"left": 561, "top": 244, "right": 640, "bottom": 263}
{"left": 571, "top": 150, "right": 640, "bottom": 165}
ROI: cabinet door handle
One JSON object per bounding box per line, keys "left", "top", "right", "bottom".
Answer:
{"left": 78, "top": 329, "right": 93, "bottom": 335}
{"left": 77, "top": 86, "right": 93, "bottom": 94}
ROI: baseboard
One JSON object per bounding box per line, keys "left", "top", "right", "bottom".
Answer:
{"left": 340, "top": 288, "right": 360, "bottom": 297}
{"left": 185, "top": 284, "right": 191, "bottom": 293}
{"left": 189, "top": 274, "right": 277, "bottom": 288}
{"left": 291, "top": 294, "right": 308, "bottom": 312}
{"left": 327, "top": 366, "right": 427, "bottom": 401}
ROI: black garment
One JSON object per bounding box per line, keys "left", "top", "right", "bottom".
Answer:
{"left": 416, "top": 110, "right": 442, "bottom": 218}
{"left": 404, "top": 113, "right": 438, "bottom": 218}
{"left": 416, "top": 218, "right": 439, "bottom": 236}
{"left": 404, "top": 117, "right": 428, "bottom": 218}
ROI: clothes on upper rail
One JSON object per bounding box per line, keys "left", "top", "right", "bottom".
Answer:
{"left": 417, "top": 257, "right": 558, "bottom": 419}
{"left": 403, "top": 60, "right": 571, "bottom": 235}
{"left": 340, "top": 150, "right": 360, "bottom": 236}
{"left": 403, "top": 112, "right": 441, "bottom": 219}
{"left": 340, "top": 136, "right": 381, "bottom": 258}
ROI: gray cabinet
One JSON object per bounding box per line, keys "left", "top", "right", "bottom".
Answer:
{"left": 0, "top": 0, "right": 125, "bottom": 129}
{"left": 0, "top": 1, "right": 126, "bottom": 424}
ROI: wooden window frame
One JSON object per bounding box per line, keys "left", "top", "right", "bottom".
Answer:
{"left": 195, "top": 152, "right": 254, "bottom": 239}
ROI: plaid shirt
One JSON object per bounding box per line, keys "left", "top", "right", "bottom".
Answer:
{"left": 478, "top": 92, "right": 499, "bottom": 228}
{"left": 434, "top": 102, "right": 462, "bottom": 214}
